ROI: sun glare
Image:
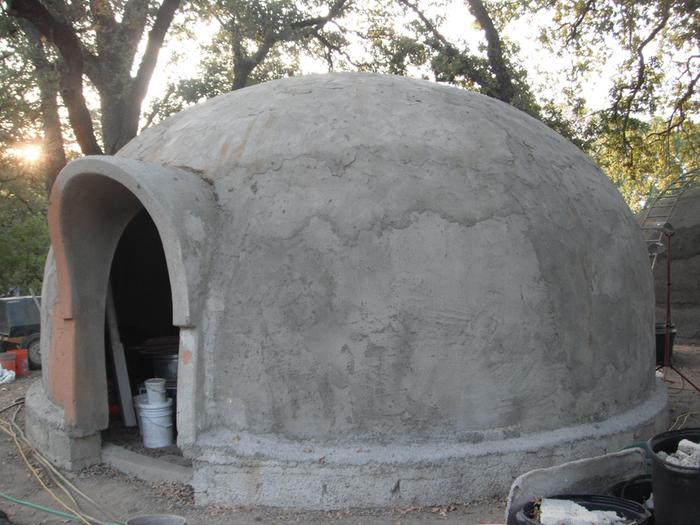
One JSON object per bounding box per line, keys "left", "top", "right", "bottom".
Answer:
{"left": 10, "top": 144, "right": 43, "bottom": 164}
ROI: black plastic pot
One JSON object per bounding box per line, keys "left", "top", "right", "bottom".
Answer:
{"left": 607, "top": 475, "right": 653, "bottom": 523}
{"left": 655, "top": 322, "right": 676, "bottom": 366}
{"left": 514, "top": 494, "right": 651, "bottom": 524}
{"left": 649, "top": 428, "right": 700, "bottom": 525}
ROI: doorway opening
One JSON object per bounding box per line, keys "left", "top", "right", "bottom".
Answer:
{"left": 102, "top": 208, "right": 184, "bottom": 460}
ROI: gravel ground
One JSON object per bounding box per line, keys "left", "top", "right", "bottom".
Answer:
{"left": 102, "top": 422, "right": 192, "bottom": 468}
{"left": 1, "top": 342, "right": 698, "bottom": 525}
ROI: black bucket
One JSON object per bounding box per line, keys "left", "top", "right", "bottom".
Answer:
{"left": 649, "top": 428, "right": 700, "bottom": 525}
{"left": 654, "top": 322, "right": 676, "bottom": 366}
{"left": 607, "top": 475, "right": 653, "bottom": 522}
{"left": 514, "top": 494, "right": 651, "bottom": 524}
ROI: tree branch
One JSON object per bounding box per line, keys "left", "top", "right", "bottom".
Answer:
{"left": 129, "top": 0, "right": 181, "bottom": 109}
{"left": 231, "top": 0, "right": 350, "bottom": 90}
{"left": 20, "top": 20, "right": 67, "bottom": 192}
{"left": 313, "top": 27, "right": 365, "bottom": 69}
{"left": 90, "top": 0, "right": 117, "bottom": 38}
{"left": 396, "top": 0, "right": 490, "bottom": 89}
{"left": 466, "top": 0, "right": 515, "bottom": 102}
{"left": 396, "top": 0, "right": 453, "bottom": 50}
{"left": 140, "top": 84, "right": 174, "bottom": 132}
{"left": 118, "top": 0, "right": 180, "bottom": 150}
{"left": 289, "top": 0, "right": 350, "bottom": 31}
{"left": 614, "top": 0, "right": 671, "bottom": 152}
{"left": 652, "top": 63, "right": 700, "bottom": 137}
{"left": 564, "top": 0, "right": 596, "bottom": 45}
{"left": 117, "top": 0, "right": 150, "bottom": 53}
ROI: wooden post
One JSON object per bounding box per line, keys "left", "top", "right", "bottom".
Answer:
{"left": 106, "top": 287, "right": 137, "bottom": 427}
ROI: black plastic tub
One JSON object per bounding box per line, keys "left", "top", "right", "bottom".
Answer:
{"left": 655, "top": 322, "right": 676, "bottom": 366}
{"left": 514, "top": 494, "right": 651, "bottom": 524}
{"left": 607, "top": 475, "right": 653, "bottom": 523}
{"left": 649, "top": 428, "right": 700, "bottom": 525}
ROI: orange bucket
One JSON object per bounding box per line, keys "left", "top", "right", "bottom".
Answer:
{"left": 8, "top": 349, "right": 29, "bottom": 377}
{"left": 0, "top": 352, "right": 16, "bottom": 373}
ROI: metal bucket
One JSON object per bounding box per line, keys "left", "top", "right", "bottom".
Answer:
{"left": 152, "top": 353, "right": 178, "bottom": 381}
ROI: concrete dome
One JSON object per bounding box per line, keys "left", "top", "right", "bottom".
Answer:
{"left": 654, "top": 185, "right": 700, "bottom": 339}
{"left": 30, "top": 73, "right": 666, "bottom": 509}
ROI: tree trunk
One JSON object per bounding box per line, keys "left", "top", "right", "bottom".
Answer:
{"left": 10, "top": 0, "right": 180, "bottom": 157}
{"left": 233, "top": 62, "right": 255, "bottom": 90}
{"left": 466, "top": 0, "right": 515, "bottom": 103}
{"left": 8, "top": 0, "right": 103, "bottom": 156}
{"left": 20, "top": 22, "right": 67, "bottom": 193}
{"left": 100, "top": 95, "right": 128, "bottom": 154}
{"left": 121, "top": 0, "right": 181, "bottom": 148}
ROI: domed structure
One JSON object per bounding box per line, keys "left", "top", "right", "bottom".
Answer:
{"left": 28, "top": 73, "right": 666, "bottom": 509}
{"left": 654, "top": 185, "right": 700, "bottom": 339}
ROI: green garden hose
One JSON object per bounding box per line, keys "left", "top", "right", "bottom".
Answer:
{"left": 0, "top": 491, "right": 122, "bottom": 525}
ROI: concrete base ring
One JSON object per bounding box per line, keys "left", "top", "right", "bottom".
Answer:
{"left": 191, "top": 381, "right": 668, "bottom": 509}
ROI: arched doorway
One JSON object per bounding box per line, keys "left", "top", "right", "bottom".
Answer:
{"left": 103, "top": 209, "right": 181, "bottom": 450}
{"left": 38, "top": 157, "right": 215, "bottom": 464}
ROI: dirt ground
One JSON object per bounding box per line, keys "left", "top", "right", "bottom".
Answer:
{"left": 1, "top": 343, "right": 699, "bottom": 525}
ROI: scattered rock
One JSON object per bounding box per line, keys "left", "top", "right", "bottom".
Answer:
{"left": 151, "top": 481, "right": 194, "bottom": 507}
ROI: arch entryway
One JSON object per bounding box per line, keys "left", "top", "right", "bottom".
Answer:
{"left": 40, "top": 156, "right": 217, "bottom": 457}
{"left": 104, "top": 208, "right": 180, "bottom": 445}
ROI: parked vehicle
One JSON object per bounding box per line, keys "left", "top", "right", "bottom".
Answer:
{"left": 0, "top": 296, "right": 41, "bottom": 369}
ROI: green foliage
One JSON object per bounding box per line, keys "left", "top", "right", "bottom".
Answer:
{"left": 0, "top": 18, "right": 42, "bottom": 152}
{"left": 145, "top": 0, "right": 350, "bottom": 124}
{"left": 0, "top": 211, "right": 48, "bottom": 294}
{"left": 0, "top": 153, "right": 49, "bottom": 293}
{"left": 592, "top": 118, "right": 699, "bottom": 211}
{"left": 5, "top": 0, "right": 698, "bottom": 222}
{"left": 359, "top": 1, "right": 524, "bottom": 94}
{"left": 503, "top": 1, "right": 698, "bottom": 148}
{"left": 0, "top": 16, "right": 50, "bottom": 293}
{"left": 489, "top": 0, "right": 699, "bottom": 206}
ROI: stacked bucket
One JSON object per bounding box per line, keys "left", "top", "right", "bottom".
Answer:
{"left": 134, "top": 378, "right": 174, "bottom": 448}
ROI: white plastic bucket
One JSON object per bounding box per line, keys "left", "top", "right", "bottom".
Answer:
{"left": 145, "top": 377, "right": 167, "bottom": 403}
{"left": 133, "top": 393, "right": 147, "bottom": 433}
{"left": 136, "top": 397, "right": 174, "bottom": 448}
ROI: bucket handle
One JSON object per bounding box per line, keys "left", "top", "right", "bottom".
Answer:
{"left": 141, "top": 416, "right": 173, "bottom": 428}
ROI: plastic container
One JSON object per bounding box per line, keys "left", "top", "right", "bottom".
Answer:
{"left": 8, "top": 349, "right": 28, "bottom": 377}
{"left": 649, "top": 428, "right": 700, "bottom": 525}
{"left": 514, "top": 494, "right": 651, "bottom": 524}
{"left": 136, "top": 397, "right": 174, "bottom": 448}
{"left": 125, "top": 515, "right": 186, "bottom": 525}
{"left": 144, "top": 377, "right": 167, "bottom": 404}
{"left": 655, "top": 322, "right": 676, "bottom": 366}
{"left": 133, "top": 393, "right": 147, "bottom": 433}
{"left": 607, "top": 474, "right": 653, "bottom": 517}
{"left": 0, "top": 352, "right": 16, "bottom": 373}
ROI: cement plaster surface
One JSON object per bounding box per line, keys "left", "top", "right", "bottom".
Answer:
{"left": 102, "top": 444, "right": 192, "bottom": 484}
{"left": 122, "top": 72, "right": 656, "bottom": 442}
{"left": 32, "top": 73, "right": 664, "bottom": 508}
